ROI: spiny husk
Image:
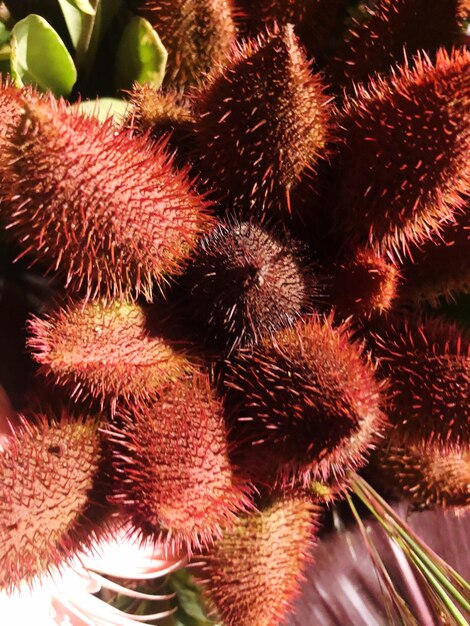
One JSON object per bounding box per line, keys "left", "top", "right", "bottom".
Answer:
{"left": 334, "top": 48, "right": 470, "bottom": 260}
{"left": 193, "top": 24, "right": 332, "bottom": 218}
{"left": 183, "top": 220, "right": 318, "bottom": 351}
{"left": 1, "top": 97, "right": 212, "bottom": 301}
{"left": 108, "top": 373, "right": 252, "bottom": 555}
{"left": 199, "top": 493, "right": 320, "bottom": 626}
{"left": 0, "top": 407, "right": 110, "bottom": 590}
{"left": 27, "top": 299, "right": 195, "bottom": 410}
{"left": 225, "top": 315, "right": 387, "bottom": 488}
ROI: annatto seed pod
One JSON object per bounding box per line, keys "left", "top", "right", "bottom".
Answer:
{"left": 328, "top": 248, "right": 400, "bottom": 319}
{"left": 334, "top": 48, "right": 470, "bottom": 259}
{"left": 0, "top": 407, "right": 108, "bottom": 590}
{"left": 109, "top": 373, "right": 252, "bottom": 555}
{"left": 371, "top": 317, "right": 469, "bottom": 450}
{"left": 193, "top": 24, "right": 332, "bottom": 218}
{"left": 225, "top": 316, "right": 386, "bottom": 488}
{"left": 373, "top": 439, "right": 470, "bottom": 511}
{"left": 126, "top": 83, "right": 194, "bottom": 147}
{"left": 27, "top": 300, "right": 195, "bottom": 410}
{"left": 137, "top": 0, "right": 236, "bottom": 88}
{"left": 238, "top": 0, "right": 343, "bottom": 59}
{"left": 400, "top": 206, "right": 470, "bottom": 304}
{"left": 183, "top": 220, "right": 318, "bottom": 351}
{"left": 330, "top": 0, "right": 470, "bottom": 86}
{"left": 199, "top": 494, "right": 320, "bottom": 626}
{"left": 1, "top": 97, "right": 212, "bottom": 301}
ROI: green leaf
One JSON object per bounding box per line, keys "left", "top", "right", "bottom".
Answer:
{"left": 10, "top": 14, "right": 77, "bottom": 96}
{"left": 72, "top": 97, "right": 130, "bottom": 123}
{"left": 58, "top": 0, "right": 84, "bottom": 48}
{"left": 115, "top": 16, "right": 167, "bottom": 91}
{"left": 63, "top": 0, "right": 96, "bottom": 15}
{"left": 0, "top": 23, "right": 10, "bottom": 47}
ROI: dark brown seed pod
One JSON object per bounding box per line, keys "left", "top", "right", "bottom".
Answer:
{"left": 0, "top": 407, "right": 109, "bottom": 590}
{"left": 193, "top": 24, "right": 332, "bottom": 218}
{"left": 329, "top": 248, "right": 400, "bottom": 319}
{"left": 371, "top": 317, "right": 469, "bottom": 450}
{"left": 137, "top": 0, "right": 236, "bottom": 88}
{"left": 1, "top": 98, "right": 212, "bottom": 301}
{"left": 109, "top": 374, "right": 252, "bottom": 555}
{"left": 373, "top": 439, "right": 470, "bottom": 511}
{"left": 225, "top": 315, "right": 386, "bottom": 488}
{"left": 183, "top": 220, "right": 319, "bottom": 351}
{"left": 334, "top": 48, "right": 470, "bottom": 259}
{"left": 199, "top": 493, "right": 320, "bottom": 626}
{"left": 330, "top": 0, "right": 470, "bottom": 86}
{"left": 27, "top": 300, "right": 195, "bottom": 410}
{"left": 125, "top": 83, "right": 194, "bottom": 152}
{"left": 400, "top": 206, "right": 470, "bottom": 304}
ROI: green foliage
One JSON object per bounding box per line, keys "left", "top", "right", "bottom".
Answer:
{"left": 170, "top": 570, "right": 216, "bottom": 626}
{"left": 10, "top": 14, "right": 77, "bottom": 95}
{"left": 72, "top": 96, "right": 129, "bottom": 122}
{"left": 115, "top": 16, "right": 167, "bottom": 91}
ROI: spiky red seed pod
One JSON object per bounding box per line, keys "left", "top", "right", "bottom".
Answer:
{"left": 400, "top": 207, "right": 470, "bottom": 304}
{"left": 1, "top": 98, "right": 212, "bottom": 301}
{"left": 334, "top": 49, "right": 470, "bottom": 259}
{"left": 329, "top": 249, "right": 400, "bottom": 319}
{"left": 371, "top": 317, "right": 469, "bottom": 450}
{"left": 109, "top": 374, "right": 252, "bottom": 555}
{"left": 137, "top": 0, "right": 236, "bottom": 88}
{"left": 199, "top": 494, "right": 320, "bottom": 626}
{"left": 126, "top": 83, "right": 194, "bottom": 145}
{"left": 183, "top": 220, "right": 318, "bottom": 350}
{"left": 374, "top": 440, "right": 470, "bottom": 511}
{"left": 225, "top": 316, "right": 386, "bottom": 488}
{"left": 237, "top": 0, "right": 343, "bottom": 58}
{"left": 193, "top": 24, "right": 332, "bottom": 217}
{"left": 0, "top": 409, "right": 108, "bottom": 590}
{"left": 331, "top": 0, "right": 470, "bottom": 86}
{"left": 27, "top": 300, "right": 195, "bottom": 409}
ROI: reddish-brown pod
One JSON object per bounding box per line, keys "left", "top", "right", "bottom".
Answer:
{"left": 137, "top": 0, "right": 236, "bottom": 88}
{"left": 371, "top": 317, "right": 469, "bottom": 449}
{"left": 330, "top": 0, "right": 470, "bottom": 86}
{"left": 199, "top": 494, "right": 320, "bottom": 626}
{"left": 183, "top": 220, "right": 318, "bottom": 350}
{"left": 238, "top": 0, "right": 343, "bottom": 58}
{"left": 109, "top": 374, "right": 251, "bottom": 555}
{"left": 329, "top": 248, "right": 400, "bottom": 319}
{"left": 193, "top": 24, "right": 332, "bottom": 217}
{"left": 225, "top": 315, "right": 386, "bottom": 488}
{"left": 374, "top": 440, "right": 470, "bottom": 511}
{"left": 0, "top": 408, "right": 108, "bottom": 590}
{"left": 1, "top": 98, "right": 212, "bottom": 301}
{"left": 27, "top": 300, "right": 195, "bottom": 410}
{"left": 334, "top": 49, "right": 470, "bottom": 259}
{"left": 400, "top": 206, "right": 470, "bottom": 304}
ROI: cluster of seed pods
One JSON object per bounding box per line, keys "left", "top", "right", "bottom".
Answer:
{"left": 0, "top": 1, "right": 469, "bottom": 625}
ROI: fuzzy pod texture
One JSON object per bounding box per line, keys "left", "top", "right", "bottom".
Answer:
{"left": 400, "top": 206, "right": 470, "bottom": 304}
{"left": 193, "top": 24, "right": 332, "bottom": 218}
{"left": 27, "top": 300, "right": 195, "bottom": 410}
{"left": 373, "top": 440, "right": 470, "bottom": 511}
{"left": 126, "top": 83, "right": 194, "bottom": 147}
{"left": 225, "top": 316, "right": 386, "bottom": 488}
{"left": 328, "top": 249, "right": 399, "bottom": 319}
{"left": 1, "top": 98, "right": 212, "bottom": 301}
{"left": 183, "top": 220, "right": 318, "bottom": 351}
{"left": 137, "top": 0, "right": 236, "bottom": 88}
{"left": 109, "top": 374, "right": 252, "bottom": 555}
{"left": 0, "top": 409, "right": 107, "bottom": 590}
{"left": 237, "top": 0, "right": 343, "bottom": 58}
{"left": 199, "top": 494, "right": 320, "bottom": 626}
{"left": 334, "top": 48, "right": 470, "bottom": 259}
{"left": 330, "top": 0, "right": 470, "bottom": 86}
{"left": 371, "top": 317, "right": 470, "bottom": 450}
